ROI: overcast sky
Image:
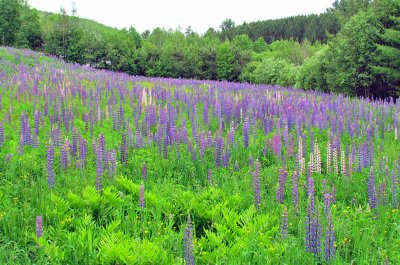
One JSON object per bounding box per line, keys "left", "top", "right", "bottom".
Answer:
{"left": 28, "top": 0, "right": 334, "bottom": 34}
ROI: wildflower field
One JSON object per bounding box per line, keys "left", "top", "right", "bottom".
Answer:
{"left": 0, "top": 47, "right": 399, "bottom": 264}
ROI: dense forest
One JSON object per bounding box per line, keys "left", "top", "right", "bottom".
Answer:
{"left": 0, "top": 0, "right": 399, "bottom": 98}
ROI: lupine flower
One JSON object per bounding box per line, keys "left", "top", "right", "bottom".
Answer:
{"left": 252, "top": 159, "right": 261, "bottom": 208}
{"left": 214, "top": 133, "right": 223, "bottom": 166}
{"left": 305, "top": 199, "right": 321, "bottom": 257}
{"left": 60, "top": 141, "right": 68, "bottom": 170}
{"left": 281, "top": 206, "right": 288, "bottom": 240}
{"left": 248, "top": 155, "right": 254, "bottom": 167}
{"left": 36, "top": 216, "right": 43, "bottom": 238}
{"left": 276, "top": 168, "right": 287, "bottom": 204}
{"left": 272, "top": 131, "right": 281, "bottom": 159}
{"left": 324, "top": 213, "right": 335, "bottom": 262}
{"left": 368, "top": 166, "right": 376, "bottom": 209}
{"left": 322, "top": 179, "right": 332, "bottom": 216}
{"left": 47, "top": 141, "right": 55, "bottom": 189}
{"left": 243, "top": 117, "right": 250, "bottom": 148}
{"left": 120, "top": 133, "right": 128, "bottom": 165}
{"left": 163, "top": 136, "right": 168, "bottom": 159}
{"left": 96, "top": 145, "right": 103, "bottom": 192}
{"left": 34, "top": 110, "right": 39, "bottom": 136}
{"left": 0, "top": 121, "right": 4, "bottom": 146}
{"left": 221, "top": 151, "right": 228, "bottom": 167}
{"left": 140, "top": 184, "right": 145, "bottom": 209}
{"left": 199, "top": 133, "right": 205, "bottom": 159}
{"left": 207, "top": 169, "right": 212, "bottom": 184}
{"left": 108, "top": 149, "right": 117, "bottom": 178}
{"left": 79, "top": 137, "right": 87, "bottom": 168}
{"left": 71, "top": 129, "right": 78, "bottom": 159}
{"left": 184, "top": 213, "right": 195, "bottom": 265}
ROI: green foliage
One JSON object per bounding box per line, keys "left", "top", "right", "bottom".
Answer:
{"left": 242, "top": 58, "right": 298, "bottom": 87}
{"left": 216, "top": 41, "right": 235, "bottom": 81}
{"left": 326, "top": 11, "right": 381, "bottom": 96}
{"left": 16, "top": 7, "right": 43, "bottom": 49}
{"left": 0, "top": 0, "right": 22, "bottom": 45}
{"left": 296, "top": 47, "right": 330, "bottom": 91}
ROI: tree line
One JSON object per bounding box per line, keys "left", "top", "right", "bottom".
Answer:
{"left": 0, "top": 0, "right": 398, "bottom": 99}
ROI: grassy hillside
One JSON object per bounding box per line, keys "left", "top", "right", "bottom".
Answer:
{"left": 0, "top": 46, "right": 399, "bottom": 264}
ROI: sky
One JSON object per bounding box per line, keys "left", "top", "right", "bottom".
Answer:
{"left": 28, "top": 0, "right": 335, "bottom": 34}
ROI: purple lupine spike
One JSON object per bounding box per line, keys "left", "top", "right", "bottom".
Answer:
{"left": 221, "top": 150, "right": 228, "bottom": 167}
{"left": 291, "top": 171, "right": 299, "bottom": 214}
{"left": 305, "top": 199, "right": 321, "bottom": 257}
{"left": 163, "top": 136, "right": 169, "bottom": 159}
{"left": 120, "top": 133, "right": 128, "bottom": 165}
{"left": 142, "top": 163, "right": 147, "bottom": 181}
{"left": 35, "top": 216, "right": 43, "bottom": 238}
{"left": 305, "top": 198, "right": 313, "bottom": 253}
{"left": 24, "top": 116, "right": 32, "bottom": 146}
{"left": 281, "top": 206, "right": 288, "bottom": 240}
{"left": 34, "top": 110, "right": 39, "bottom": 136}
{"left": 276, "top": 168, "right": 287, "bottom": 204}
{"left": 368, "top": 167, "right": 376, "bottom": 209}
{"left": 47, "top": 141, "right": 55, "bottom": 190}
{"left": 108, "top": 149, "right": 116, "bottom": 178}
{"left": 118, "top": 104, "right": 125, "bottom": 130}
{"left": 398, "top": 154, "right": 400, "bottom": 187}
{"left": 249, "top": 155, "right": 254, "bottom": 167}
{"left": 203, "top": 102, "right": 209, "bottom": 125}
{"left": 199, "top": 133, "right": 205, "bottom": 159}
{"left": 322, "top": 179, "right": 331, "bottom": 215}
{"left": 96, "top": 145, "right": 103, "bottom": 192}
{"left": 60, "top": 141, "right": 68, "bottom": 170}
{"left": 324, "top": 213, "right": 335, "bottom": 262}
{"left": 243, "top": 117, "right": 250, "bottom": 148}
{"left": 214, "top": 133, "right": 223, "bottom": 166}
{"left": 140, "top": 184, "right": 145, "bottom": 209}
{"left": 135, "top": 129, "right": 143, "bottom": 148}
{"left": 98, "top": 133, "right": 105, "bottom": 162}
{"left": 79, "top": 137, "right": 87, "bottom": 168}
{"left": 20, "top": 112, "right": 28, "bottom": 146}
{"left": 252, "top": 159, "right": 261, "bottom": 208}
{"left": 184, "top": 213, "right": 195, "bottom": 265}
{"left": 273, "top": 130, "right": 282, "bottom": 160}
{"left": 0, "top": 121, "right": 4, "bottom": 147}
{"left": 127, "top": 125, "right": 134, "bottom": 148}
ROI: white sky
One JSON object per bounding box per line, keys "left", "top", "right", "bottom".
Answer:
{"left": 28, "top": 0, "right": 334, "bottom": 34}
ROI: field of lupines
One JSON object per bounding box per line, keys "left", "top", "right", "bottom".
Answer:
{"left": 0, "top": 46, "right": 399, "bottom": 264}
